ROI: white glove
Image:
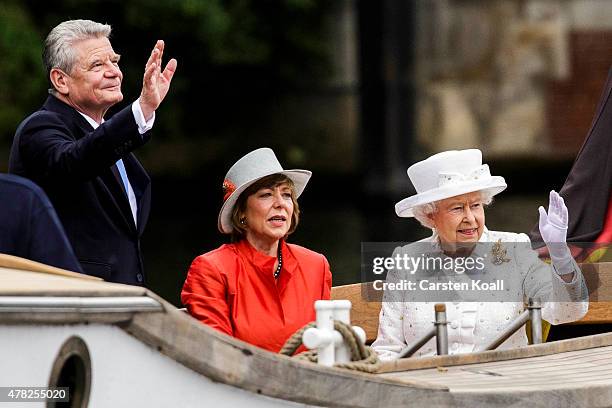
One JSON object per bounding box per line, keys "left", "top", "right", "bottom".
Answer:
{"left": 538, "top": 190, "right": 573, "bottom": 274}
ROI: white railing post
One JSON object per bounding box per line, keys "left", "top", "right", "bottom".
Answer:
{"left": 303, "top": 300, "right": 340, "bottom": 366}
{"left": 332, "top": 300, "right": 352, "bottom": 363}
{"left": 303, "top": 300, "right": 365, "bottom": 366}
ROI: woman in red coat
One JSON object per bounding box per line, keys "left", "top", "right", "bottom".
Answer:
{"left": 181, "top": 148, "right": 332, "bottom": 352}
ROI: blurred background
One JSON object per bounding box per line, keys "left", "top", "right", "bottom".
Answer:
{"left": 1, "top": 0, "right": 611, "bottom": 306}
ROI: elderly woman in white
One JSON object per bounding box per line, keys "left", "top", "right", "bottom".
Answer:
{"left": 372, "top": 149, "right": 588, "bottom": 361}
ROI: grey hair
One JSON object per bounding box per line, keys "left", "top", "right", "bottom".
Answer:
{"left": 43, "top": 20, "right": 111, "bottom": 91}
{"left": 412, "top": 190, "right": 494, "bottom": 229}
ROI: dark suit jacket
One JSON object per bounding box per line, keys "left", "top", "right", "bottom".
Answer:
{"left": 0, "top": 173, "right": 82, "bottom": 272}
{"left": 9, "top": 95, "right": 151, "bottom": 285}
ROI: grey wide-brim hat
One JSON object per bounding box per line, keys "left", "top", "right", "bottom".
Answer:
{"left": 218, "top": 148, "right": 312, "bottom": 233}
{"left": 395, "top": 149, "right": 507, "bottom": 217}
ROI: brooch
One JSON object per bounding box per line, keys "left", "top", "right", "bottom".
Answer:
{"left": 491, "top": 239, "right": 510, "bottom": 265}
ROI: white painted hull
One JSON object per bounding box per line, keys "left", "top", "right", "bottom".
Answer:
{"left": 0, "top": 324, "right": 312, "bottom": 408}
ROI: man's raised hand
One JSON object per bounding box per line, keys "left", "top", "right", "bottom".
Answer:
{"left": 139, "top": 40, "right": 177, "bottom": 121}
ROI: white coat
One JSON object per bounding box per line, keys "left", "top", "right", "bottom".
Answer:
{"left": 371, "top": 228, "right": 589, "bottom": 361}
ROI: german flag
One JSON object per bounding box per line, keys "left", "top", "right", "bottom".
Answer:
{"left": 530, "top": 68, "right": 612, "bottom": 262}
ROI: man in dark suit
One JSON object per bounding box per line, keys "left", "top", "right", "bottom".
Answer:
{"left": 9, "top": 19, "right": 177, "bottom": 285}
{"left": 0, "top": 173, "right": 82, "bottom": 272}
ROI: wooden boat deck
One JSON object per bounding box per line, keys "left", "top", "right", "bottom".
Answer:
{"left": 379, "top": 345, "right": 612, "bottom": 392}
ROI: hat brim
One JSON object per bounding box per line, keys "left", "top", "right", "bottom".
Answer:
{"left": 218, "top": 169, "right": 312, "bottom": 233}
{"left": 395, "top": 177, "right": 507, "bottom": 217}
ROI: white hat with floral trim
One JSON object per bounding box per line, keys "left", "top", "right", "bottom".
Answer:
{"left": 395, "top": 149, "right": 507, "bottom": 217}
{"left": 218, "top": 148, "right": 311, "bottom": 233}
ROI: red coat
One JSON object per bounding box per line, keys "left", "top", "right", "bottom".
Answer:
{"left": 181, "top": 239, "right": 332, "bottom": 352}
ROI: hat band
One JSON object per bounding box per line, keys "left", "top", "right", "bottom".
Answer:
{"left": 437, "top": 164, "right": 490, "bottom": 188}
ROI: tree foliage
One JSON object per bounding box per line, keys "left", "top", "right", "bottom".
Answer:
{"left": 0, "top": 2, "right": 46, "bottom": 160}
{"left": 0, "top": 0, "right": 333, "bottom": 172}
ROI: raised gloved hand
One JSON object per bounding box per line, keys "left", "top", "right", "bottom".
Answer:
{"left": 538, "top": 190, "right": 573, "bottom": 274}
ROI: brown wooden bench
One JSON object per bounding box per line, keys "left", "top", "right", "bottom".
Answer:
{"left": 331, "top": 262, "right": 612, "bottom": 344}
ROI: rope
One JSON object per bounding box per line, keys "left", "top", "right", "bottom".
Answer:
{"left": 279, "top": 320, "right": 380, "bottom": 373}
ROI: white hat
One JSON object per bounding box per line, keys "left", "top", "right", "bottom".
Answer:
{"left": 395, "top": 149, "right": 507, "bottom": 218}
{"left": 218, "top": 148, "right": 312, "bottom": 233}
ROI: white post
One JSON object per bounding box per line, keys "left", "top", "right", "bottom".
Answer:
{"left": 332, "top": 300, "right": 352, "bottom": 363}
{"left": 303, "top": 300, "right": 366, "bottom": 366}
{"left": 303, "top": 300, "right": 339, "bottom": 366}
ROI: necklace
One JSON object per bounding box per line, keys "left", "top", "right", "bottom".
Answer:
{"left": 274, "top": 243, "right": 282, "bottom": 279}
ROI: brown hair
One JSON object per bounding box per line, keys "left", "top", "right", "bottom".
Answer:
{"left": 230, "top": 174, "right": 300, "bottom": 242}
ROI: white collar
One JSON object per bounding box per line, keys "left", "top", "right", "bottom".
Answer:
{"left": 77, "top": 111, "right": 103, "bottom": 129}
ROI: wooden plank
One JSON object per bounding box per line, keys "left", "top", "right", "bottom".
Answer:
{"left": 405, "top": 366, "right": 612, "bottom": 389}
{"left": 581, "top": 262, "right": 612, "bottom": 302}
{"left": 381, "top": 346, "right": 612, "bottom": 390}
{"left": 385, "top": 347, "right": 612, "bottom": 378}
{"left": 573, "top": 262, "right": 612, "bottom": 324}
{"left": 573, "top": 301, "right": 612, "bottom": 324}
{"left": 430, "top": 369, "right": 612, "bottom": 386}
{"left": 398, "top": 376, "right": 612, "bottom": 390}
{"left": 331, "top": 282, "right": 381, "bottom": 343}
{"left": 0, "top": 253, "right": 98, "bottom": 280}
{"left": 0, "top": 268, "right": 146, "bottom": 297}
{"left": 420, "top": 361, "right": 612, "bottom": 382}
{"left": 389, "top": 345, "right": 612, "bottom": 380}
{"left": 377, "top": 331, "right": 612, "bottom": 373}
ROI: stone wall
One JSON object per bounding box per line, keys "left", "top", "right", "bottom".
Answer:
{"left": 415, "top": 0, "right": 612, "bottom": 158}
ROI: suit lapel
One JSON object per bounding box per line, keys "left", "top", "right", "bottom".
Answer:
{"left": 43, "top": 96, "right": 94, "bottom": 140}
{"left": 100, "top": 167, "right": 138, "bottom": 232}
{"left": 122, "top": 153, "right": 151, "bottom": 235}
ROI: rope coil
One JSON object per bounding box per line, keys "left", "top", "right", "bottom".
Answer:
{"left": 280, "top": 320, "right": 380, "bottom": 373}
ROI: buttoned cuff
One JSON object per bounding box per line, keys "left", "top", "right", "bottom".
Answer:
{"left": 132, "top": 99, "right": 155, "bottom": 134}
